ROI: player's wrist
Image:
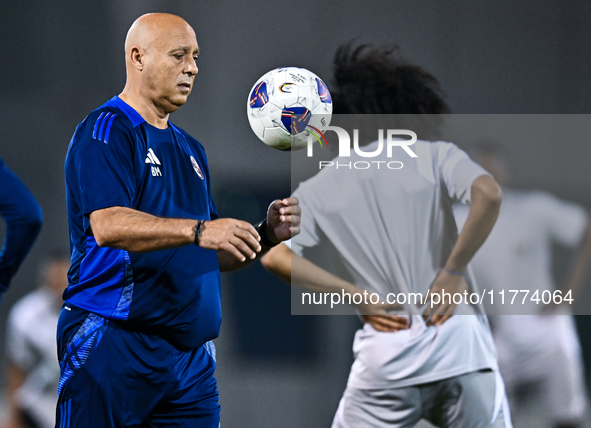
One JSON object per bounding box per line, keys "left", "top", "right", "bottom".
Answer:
{"left": 254, "top": 219, "right": 280, "bottom": 247}
{"left": 193, "top": 220, "right": 205, "bottom": 246}
{"left": 442, "top": 266, "right": 465, "bottom": 276}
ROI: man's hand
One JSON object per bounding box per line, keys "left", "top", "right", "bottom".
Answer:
{"left": 266, "top": 197, "right": 301, "bottom": 242}
{"left": 422, "top": 270, "right": 468, "bottom": 326}
{"left": 356, "top": 291, "right": 409, "bottom": 332}
{"left": 216, "top": 198, "right": 299, "bottom": 271}
{"left": 362, "top": 314, "right": 409, "bottom": 332}
{"left": 199, "top": 219, "right": 261, "bottom": 262}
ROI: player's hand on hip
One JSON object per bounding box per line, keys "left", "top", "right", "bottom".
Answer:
{"left": 198, "top": 219, "right": 261, "bottom": 262}
{"left": 267, "top": 197, "right": 301, "bottom": 241}
{"left": 356, "top": 291, "right": 408, "bottom": 332}
{"left": 362, "top": 314, "right": 409, "bottom": 332}
{"left": 422, "top": 270, "right": 468, "bottom": 327}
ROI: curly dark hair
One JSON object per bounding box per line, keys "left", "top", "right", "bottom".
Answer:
{"left": 328, "top": 42, "right": 450, "bottom": 143}
{"left": 332, "top": 42, "right": 450, "bottom": 115}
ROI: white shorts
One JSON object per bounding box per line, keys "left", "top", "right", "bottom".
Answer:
{"left": 331, "top": 369, "right": 512, "bottom": 428}
{"left": 493, "top": 315, "right": 587, "bottom": 423}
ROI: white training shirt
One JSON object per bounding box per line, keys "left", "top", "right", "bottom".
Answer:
{"left": 289, "top": 140, "right": 499, "bottom": 389}
{"left": 455, "top": 190, "right": 587, "bottom": 305}
{"left": 454, "top": 190, "right": 587, "bottom": 364}
{"left": 7, "top": 288, "right": 61, "bottom": 428}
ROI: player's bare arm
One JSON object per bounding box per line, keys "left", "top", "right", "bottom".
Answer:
{"left": 549, "top": 222, "right": 591, "bottom": 311}
{"left": 217, "top": 197, "right": 300, "bottom": 271}
{"left": 423, "top": 175, "right": 502, "bottom": 326}
{"left": 444, "top": 175, "right": 502, "bottom": 272}
{"left": 90, "top": 206, "right": 261, "bottom": 260}
{"left": 262, "top": 243, "right": 408, "bottom": 332}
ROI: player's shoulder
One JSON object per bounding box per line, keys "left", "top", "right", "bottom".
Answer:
{"left": 430, "top": 140, "right": 465, "bottom": 159}
{"left": 293, "top": 168, "right": 333, "bottom": 204}
{"left": 72, "top": 97, "right": 143, "bottom": 145}
{"left": 524, "top": 189, "right": 583, "bottom": 213}
{"left": 412, "top": 140, "right": 467, "bottom": 175}
{"left": 522, "top": 189, "right": 561, "bottom": 206}
{"left": 503, "top": 189, "right": 568, "bottom": 217}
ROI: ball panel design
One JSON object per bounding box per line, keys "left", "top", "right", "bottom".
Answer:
{"left": 316, "top": 78, "right": 332, "bottom": 104}
{"left": 249, "top": 81, "right": 268, "bottom": 108}
{"left": 281, "top": 107, "right": 311, "bottom": 135}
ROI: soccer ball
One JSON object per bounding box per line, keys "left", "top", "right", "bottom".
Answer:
{"left": 247, "top": 67, "right": 333, "bottom": 151}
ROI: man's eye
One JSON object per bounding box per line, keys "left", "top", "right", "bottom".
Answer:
{"left": 174, "top": 54, "right": 184, "bottom": 60}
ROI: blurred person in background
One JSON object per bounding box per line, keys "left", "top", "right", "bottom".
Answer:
{"left": 0, "top": 157, "right": 43, "bottom": 303}
{"left": 2, "top": 252, "right": 68, "bottom": 428}
{"left": 454, "top": 143, "right": 591, "bottom": 428}
{"left": 262, "top": 43, "right": 511, "bottom": 427}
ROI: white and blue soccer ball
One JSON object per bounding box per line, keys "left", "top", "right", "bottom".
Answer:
{"left": 247, "top": 67, "right": 333, "bottom": 151}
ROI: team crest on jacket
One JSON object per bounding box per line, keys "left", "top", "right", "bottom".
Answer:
{"left": 190, "top": 156, "right": 204, "bottom": 180}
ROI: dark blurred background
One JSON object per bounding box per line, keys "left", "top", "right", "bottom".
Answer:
{"left": 0, "top": 1, "right": 590, "bottom": 427}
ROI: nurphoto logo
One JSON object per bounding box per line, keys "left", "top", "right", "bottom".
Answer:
{"left": 306, "top": 126, "right": 418, "bottom": 170}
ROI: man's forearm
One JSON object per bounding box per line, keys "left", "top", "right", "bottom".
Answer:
{"left": 90, "top": 207, "right": 195, "bottom": 252}
{"left": 447, "top": 175, "right": 502, "bottom": 271}
{"left": 262, "top": 243, "right": 361, "bottom": 294}
{"left": 0, "top": 219, "right": 43, "bottom": 291}
{"left": 0, "top": 163, "right": 43, "bottom": 291}
{"left": 561, "top": 223, "right": 591, "bottom": 297}
{"left": 262, "top": 244, "right": 406, "bottom": 324}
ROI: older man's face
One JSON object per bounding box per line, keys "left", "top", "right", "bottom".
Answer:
{"left": 141, "top": 24, "right": 199, "bottom": 113}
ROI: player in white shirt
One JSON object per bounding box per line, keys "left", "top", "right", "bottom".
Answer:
{"left": 454, "top": 144, "right": 591, "bottom": 428}
{"left": 262, "top": 43, "right": 511, "bottom": 427}
{"left": 2, "top": 253, "right": 68, "bottom": 428}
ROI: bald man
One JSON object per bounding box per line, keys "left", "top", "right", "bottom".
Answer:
{"left": 58, "top": 13, "right": 299, "bottom": 428}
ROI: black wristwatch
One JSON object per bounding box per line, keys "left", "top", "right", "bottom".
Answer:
{"left": 194, "top": 220, "right": 205, "bottom": 246}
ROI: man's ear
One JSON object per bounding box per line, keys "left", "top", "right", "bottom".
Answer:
{"left": 129, "top": 46, "right": 144, "bottom": 71}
